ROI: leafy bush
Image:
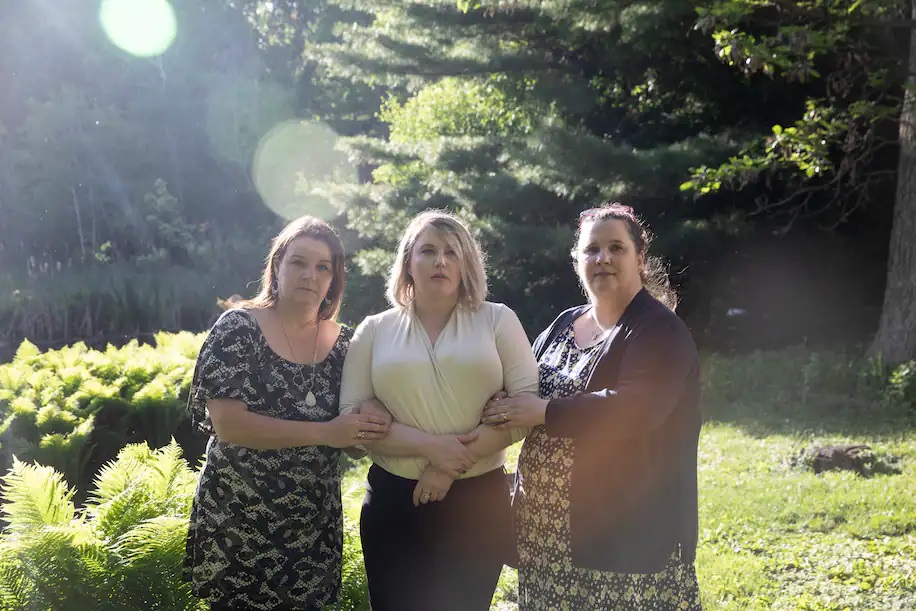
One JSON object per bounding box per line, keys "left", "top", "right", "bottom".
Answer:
{"left": 0, "top": 441, "right": 204, "bottom": 611}
{"left": 0, "top": 441, "right": 372, "bottom": 611}
{"left": 0, "top": 334, "right": 208, "bottom": 502}
{"left": 701, "top": 347, "right": 915, "bottom": 424}
{"left": 888, "top": 360, "right": 916, "bottom": 407}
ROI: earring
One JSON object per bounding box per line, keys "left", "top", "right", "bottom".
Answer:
{"left": 271, "top": 279, "right": 278, "bottom": 295}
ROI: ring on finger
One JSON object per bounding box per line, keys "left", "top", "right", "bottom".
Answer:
{"left": 501, "top": 411, "right": 509, "bottom": 423}
{"left": 357, "top": 431, "right": 366, "bottom": 440}
{"left": 420, "top": 492, "right": 431, "bottom": 501}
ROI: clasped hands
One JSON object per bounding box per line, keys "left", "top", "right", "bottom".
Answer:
{"left": 356, "top": 390, "right": 547, "bottom": 507}
{"left": 357, "top": 398, "right": 477, "bottom": 507}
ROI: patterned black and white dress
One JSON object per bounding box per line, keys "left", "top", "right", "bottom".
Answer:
{"left": 183, "top": 308, "right": 352, "bottom": 610}
{"left": 516, "top": 323, "right": 702, "bottom": 611}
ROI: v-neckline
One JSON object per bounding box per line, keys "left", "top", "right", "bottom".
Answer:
{"left": 412, "top": 304, "right": 458, "bottom": 352}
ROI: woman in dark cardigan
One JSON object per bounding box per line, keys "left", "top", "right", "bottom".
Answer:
{"left": 482, "top": 203, "right": 702, "bottom": 610}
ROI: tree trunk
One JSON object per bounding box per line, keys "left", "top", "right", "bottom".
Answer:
{"left": 868, "top": 0, "right": 916, "bottom": 364}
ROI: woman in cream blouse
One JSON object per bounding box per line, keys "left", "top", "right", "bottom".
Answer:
{"left": 340, "top": 210, "right": 538, "bottom": 611}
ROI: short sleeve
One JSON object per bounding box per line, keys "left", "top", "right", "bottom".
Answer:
{"left": 339, "top": 314, "right": 378, "bottom": 416}
{"left": 186, "top": 309, "right": 260, "bottom": 435}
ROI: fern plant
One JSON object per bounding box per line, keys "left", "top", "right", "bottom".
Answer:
{"left": 0, "top": 441, "right": 206, "bottom": 611}
{"left": 0, "top": 335, "right": 209, "bottom": 501}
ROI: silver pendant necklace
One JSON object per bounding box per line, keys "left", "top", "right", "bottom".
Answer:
{"left": 279, "top": 313, "right": 320, "bottom": 407}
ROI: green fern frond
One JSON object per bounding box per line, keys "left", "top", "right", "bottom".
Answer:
{"left": 89, "top": 458, "right": 143, "bottom": 506}
{"left": 91, "top": 482, "right": 159, "bottom": 542}
{"left": 146, "top": 440, "right": 192, "bottom": 501}
{"left": 115, "top": 515, "right": 188, "bottom": 565}
{"left": 0, "top": 544, "right": 29, "bottom": 610}
{"left": 0, "top": 458, "right": 75, "bottom": 533}
{"left": 2, "top": 525, "right": 113, "bottom": 610}
{"left": 113, "top": 516, "right": 200, "bottom": 611}
{"left": 13, "top": 340, "right": 41, "bottom": 364}
{"left": 116, "top": 443, "right": 156, "bottom": 464}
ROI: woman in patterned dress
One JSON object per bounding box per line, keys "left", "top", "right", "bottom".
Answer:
{"left": 183, "top": 216, "right": 391, "bottom": 611}
{"left": 482, "top": 203, "right": 703, "bottom": 610}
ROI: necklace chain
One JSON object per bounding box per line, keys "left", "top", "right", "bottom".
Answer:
{"left": 278, "top": 312, "right": 320, "bottom": 400}
{"left": 589, "top": 311, "right": 610, "bottom": 342}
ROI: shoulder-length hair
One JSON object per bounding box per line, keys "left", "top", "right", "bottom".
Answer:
{"left": 239, "top": 216, "right": 347, "bottom": 320}
{"left": 387, "top": 210, "right": 487, "bottom": 309}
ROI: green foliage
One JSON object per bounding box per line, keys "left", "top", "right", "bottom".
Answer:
{"left": 0, "top": 0, "right": 289, "bottom": 348}
{"left": 888, "top": 361, "right": 916, "bottom": 406}
{"left": 0, "top": 333, "right": 207, "bottom": 501}
{"left": 379, "top": 77, "right": 539, "bottom": 143}
{"left": 0, "top": 441, "right": 205, "bottom": 611}
{"left": 310, "top": 0, "right": 776, "bottom": 330}
{"left": 685, "top": 0, "right": 903, "bottom": 224}
{"left": 701, "top": 347, "right": 916, "bottom": 423}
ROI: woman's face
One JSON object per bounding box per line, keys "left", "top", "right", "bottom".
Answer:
{"left": 575, "top": 218, "right": 644, "bottom": 300}
{"left": 408, "top": 228, "right": 463, "bottom": 303}
{"left": 275, "top": 236, "right": 334, "bottom": 309}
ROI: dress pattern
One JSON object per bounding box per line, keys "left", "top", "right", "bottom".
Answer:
{"left": 517, "top": 323, "right": 702, "bottom": 611}
{"left": 183, "top": 308, "right": 352, "bottom": 610}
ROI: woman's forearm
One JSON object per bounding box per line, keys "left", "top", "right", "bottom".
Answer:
{"left": 464, "top": 424, "right": 515, "bottom": 461}
{"left": 212, "top": 405, "right": 330, "bottom": 450}
{"left": 362, "top": 422, "right": 436, "bottom": 458}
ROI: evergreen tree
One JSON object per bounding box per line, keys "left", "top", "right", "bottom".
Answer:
{"left": 310, "top": 0, "right": 811, "bottom": 330}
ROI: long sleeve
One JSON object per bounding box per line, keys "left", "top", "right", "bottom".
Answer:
{"left": 544, "top": 317, "right": 698, "bottom": 440}
{"left": 493, "top": 304, "right": 539, "bottom": 443}
{"left": 339, "top": 314, "right": 377, "bottom": 416}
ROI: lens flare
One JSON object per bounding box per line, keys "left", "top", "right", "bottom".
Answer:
{"left": 100, "top": 0, "right": 177, "bottom": 58}
{"left": 252, "top": 120, "right": 356, "bottom": 221}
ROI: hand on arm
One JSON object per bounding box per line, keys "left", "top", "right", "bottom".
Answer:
{"left": 480, "top": 393, "right": 548, "bottom": 429}
{"left": 363, "top": 423, "right": 478, "bottom": 478}
{"left": 208, "top": 399, "right": 390, "bottom": 450}
{"left": 480, "top": 304, "right": 542, "bottom": 435}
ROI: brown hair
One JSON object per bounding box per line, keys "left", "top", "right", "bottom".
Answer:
{"left": 574, "top": 202, "right": 677, "bottom": 310}
{"left": 239, "top": 216, "right": 347, "bottom": 320}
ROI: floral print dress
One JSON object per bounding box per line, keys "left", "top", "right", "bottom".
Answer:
{"left": 516, "top": 323, "right": 702, "bottom": 611}
{"left": 183, "top": 308, "right": 352, "bottom": 610}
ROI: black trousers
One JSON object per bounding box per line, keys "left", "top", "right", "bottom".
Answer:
{"left": 360, "top": 464, "right": 513, "bottom": 611}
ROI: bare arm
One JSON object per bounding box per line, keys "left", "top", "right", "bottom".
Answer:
{"left": 209, "top": 399, "right": 389, "bottom": 450}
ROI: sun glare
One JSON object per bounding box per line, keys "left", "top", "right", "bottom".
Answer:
{"left": 99, "top": 0, "right": 177, "bottom": 58}
{"left": 252, "top": 120, "right": 356, "bottom": 221}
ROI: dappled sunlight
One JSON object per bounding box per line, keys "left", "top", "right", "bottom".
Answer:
{"left": 252, "top": 119, "right": 356, "bottom": 221}
{"left": 99, "top": 0, "right": 176, "bottom": 58}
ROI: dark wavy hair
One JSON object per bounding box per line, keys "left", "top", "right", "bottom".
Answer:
{"left": 574, "top": 202, "right": 677, "bottom": 310}
{"left": 239, "top": 216, "right": 347, "bottom": 320}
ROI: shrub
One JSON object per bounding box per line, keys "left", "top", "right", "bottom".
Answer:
{"left": 700, "top": 347, "right": 914, "bottom": 423}
{"left": 0, "top": 441, "right": 204, "bottom": 611}
{"left": 0, "top": 441, "right": 372, "bottom": 611}
{"left": 0, "top": 335, "right": 208, "bottom": 502}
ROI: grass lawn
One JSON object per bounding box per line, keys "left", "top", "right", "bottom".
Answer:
{"left": 341, "top": 352, "right": 916, "bottom": 610}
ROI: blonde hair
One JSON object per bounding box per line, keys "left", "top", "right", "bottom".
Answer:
{"left": 387, "top": 210, "right": 487, "bottom": 309}
{"left": 239, "top": 216, "right": 347, "bottom": 320}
